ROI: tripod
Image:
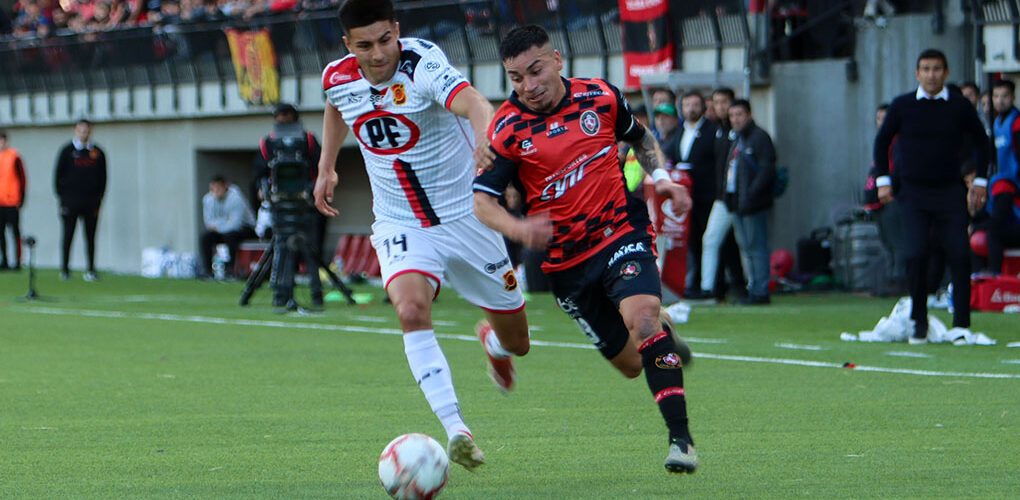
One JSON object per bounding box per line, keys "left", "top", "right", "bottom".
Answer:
{"left": 239, "top": 225, "right": 356, "bottom": 308}
{"left": 17, "top": 236, "right": 54, "bottom": 302}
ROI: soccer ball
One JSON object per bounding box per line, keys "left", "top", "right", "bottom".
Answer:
{"left": 378, "top": 433, "right": 449, "bottom": 500}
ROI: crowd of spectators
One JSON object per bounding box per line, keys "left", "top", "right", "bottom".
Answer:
{"left": 0, "top": 0, "right": 343, "bottom": 40}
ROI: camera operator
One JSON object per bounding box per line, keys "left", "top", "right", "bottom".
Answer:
{"left": 253, "top": 103, "right": 326, "bottom": 310}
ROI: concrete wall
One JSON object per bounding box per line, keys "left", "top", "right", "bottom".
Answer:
{"left": 1, "top": 55, "right": 626, "bottom": 274}
{"left": 6, "top": 116, "right": 372, "bottom": 274}
{"left": 764, "top": 14, "right": 971, "bottom": 253}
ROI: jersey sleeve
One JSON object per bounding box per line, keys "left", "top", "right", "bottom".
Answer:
{"left": 473, "top": 152, "right": 518, "bottom": 197}
{"left": 474, "top": 112, "right": 520, "bottom": 196}
{"left": 416, "top": 44, "right": 470, "bottom": 110}
{"left": 605, "top": 80, "right": 644, "bottom": 142}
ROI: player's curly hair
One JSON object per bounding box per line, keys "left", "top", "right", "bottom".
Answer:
{"left": 499, "top": 25, "right": 550, "bottom": 61}
{"left": 338, "top": 0, "right": 395, "bottom": 34}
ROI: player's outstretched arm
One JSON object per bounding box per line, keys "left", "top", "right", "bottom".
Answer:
{"left": 314, "top": 103, "right": 349, "bottom": 217}
{"left": 448, "top": 85, "right": 497, "bottom": 171}
{"left": 627, "top": 126, "right": 692, "bottom": 215}
{"left": 473, "top": 192, "right": 552, "bottom": 250}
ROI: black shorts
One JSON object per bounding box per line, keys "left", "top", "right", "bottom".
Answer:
{"left": 547, "top": 231, "right": 661, "bottom": 359}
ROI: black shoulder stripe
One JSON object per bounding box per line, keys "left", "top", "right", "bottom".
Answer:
{"left": 502, "top": 135, "right": 517, "bottom": 148}
{"left": 577, "top": 100, "right": 596, "bottom": 110}
{"left": 596, "top": 105, "right": 612, "bottom": 114}
{"left": 530, "top": 122, "right": 547, "bottom": 134}
{"left": 398, "top": 50, "right": 421, "bottom": 80}
{"left": 564, "top": 112, "right": 581, "bottom": 122}
{"left": 513, "top": 122, "right": 530, "bottom": 132}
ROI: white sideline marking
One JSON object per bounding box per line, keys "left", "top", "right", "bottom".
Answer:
{"left": 885, "top": 351, "right": 935, "bottom": 359}
{"left": 775, "top": 343, "right": 824, "bottom": 351}
{"left": 15, "top": 306, "right": 1020, "bottom": 380}
{"left": 1003, "top": 360, "right": 1020, "bottom": 365}
{"left": 351, "top": 315, "right": 389, "bottom": 323}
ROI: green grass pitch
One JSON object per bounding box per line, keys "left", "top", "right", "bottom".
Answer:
{"left": 1, "top": 271, "right": 1019, "bottom": 498}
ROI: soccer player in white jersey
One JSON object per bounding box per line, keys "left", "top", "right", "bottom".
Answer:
{"left": 312, "top": 0, "right": 531, "bottom": 471}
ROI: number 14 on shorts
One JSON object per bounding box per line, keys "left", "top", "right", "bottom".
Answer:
{"left": 382, "top": 234, "right": 408, "bottom": 259}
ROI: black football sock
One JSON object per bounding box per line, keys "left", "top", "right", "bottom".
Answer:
{"left": 638, "top": 332, "right": 692, "bottom": 445}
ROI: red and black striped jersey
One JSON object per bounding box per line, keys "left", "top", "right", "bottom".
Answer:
{"left": 474, "top": 77, "right": 650, "bottom": 272}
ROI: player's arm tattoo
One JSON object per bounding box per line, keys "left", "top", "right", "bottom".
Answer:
{"left": 630, "top": 128, "right": 668, "bottom": 175}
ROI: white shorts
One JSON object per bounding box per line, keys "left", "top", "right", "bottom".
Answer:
{"left": 371, "top": 215, "right": 525, "bottom": 313}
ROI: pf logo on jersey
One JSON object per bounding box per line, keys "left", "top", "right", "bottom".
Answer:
{"left": 580, "top": 110, "right": 600, "bottom": 136}
{"left": 352, "top": 110, "right": 421, "bottom": 155}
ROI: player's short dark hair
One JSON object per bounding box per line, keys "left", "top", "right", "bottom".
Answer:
{"left": 993, "top": 79, "right": 1016, "bottom": 95}
{"left": 499, "top": 25, "right": 550, "bottom": 61}
{"left": 730, "top": 99, "right": 751, "bottom": 113}
{"left": 338, "top": 0, "right": 395, "bottom": 34}
{"left": 680, "top": 91, "right": 704, "bottom": 104}
{"left": 916, "top": 48, "right": 948, "bottom": 70}
{"left": 877, "top": 103, "right": 889, "bottom": 112}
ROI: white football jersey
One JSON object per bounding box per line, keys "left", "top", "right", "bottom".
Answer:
{"left": 322, "top": 38, "right": 476, "bottom": 228}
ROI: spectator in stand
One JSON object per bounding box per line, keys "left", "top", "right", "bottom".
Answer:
{"left": 13, "top": 0, "right": 53, "bottom": 38}
{"left": 977, "top": 79, "right": 1020, "bottom": 275}
{"left": 1, "top": 5, "right": 14, "bottom": 35}
{"left": 200, "top": 175, "right": 256, "bottom": 279}
{"left": 692, "top": 87, "right": 746, "bottom": 302}
{"left": 703, "top": 92, "right": 718, "bottom": 123}
{"left": 662, "top": 91, "right": 718, "bottom": 297}
{"left": 653, "top": 102, "right": 680, "bottom": 147}
{"left": 650, "top": 88, "right": 677, "bottom": 141}
{"left": 863, "top": 103, "right": 906, "bottom": 293}
{"left": 725, "top": 99, "right": 777, "bottom": 305}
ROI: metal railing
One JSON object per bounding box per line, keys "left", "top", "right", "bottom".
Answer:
{"left": 0, "top": 0, "right": 621, "bottom": 96}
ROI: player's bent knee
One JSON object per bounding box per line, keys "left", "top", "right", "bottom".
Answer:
{"left": 392, "top": 301, "right": 432, "bottom": 330}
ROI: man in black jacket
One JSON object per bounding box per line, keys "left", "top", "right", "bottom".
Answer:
{"left": 873, "top": 49, "right": 988, "bottom": 343}
{"left": 663, "top": 91, "right": 718, "bottom": 296}
{"left": 54, "top": 119, "right": 106, "bottom": 282}
{"left": 725, "top": 99, "right": 777, "bottom": 305}
{"left": 693, "top": 88, "right": 746, "bottom": 302}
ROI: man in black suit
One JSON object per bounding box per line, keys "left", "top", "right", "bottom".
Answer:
{"left": 664, "top": 91, "right": 719, "bottom": 296}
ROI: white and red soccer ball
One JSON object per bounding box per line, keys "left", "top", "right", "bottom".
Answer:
{"left": 378, "top": 433, "right": 449, "bottom": 500}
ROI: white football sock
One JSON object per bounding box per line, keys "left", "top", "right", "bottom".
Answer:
{"left": 484, "top": 327, "right": 513, "bottom": 359}
{"left": 403, "top": 330, "right": 469, "bottom": 439}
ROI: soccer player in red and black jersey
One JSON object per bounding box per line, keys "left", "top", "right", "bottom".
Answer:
{"left": 473, "top": 25, "right": 699, "bottom": 474}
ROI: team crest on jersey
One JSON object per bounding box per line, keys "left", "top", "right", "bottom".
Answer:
{"left": 391, "top": 83, "right": 407, "bottom": 106}
{"left": 352, "top": 110, "right": 421, "bottom": 155}
{"left": 580, "top": 110, "right": 600, "bottom": 136}
{"left": 503, "top": 270, "right": 518, "bottom": 291}
{"left": 655, "top": 352, "right": 682, "bottom": 369}
{"left": 619, "top": 261, "right": 641, "bottom": 280}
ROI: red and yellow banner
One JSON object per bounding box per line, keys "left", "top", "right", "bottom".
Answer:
{"left": 619, "top": 0, "right": 674, "bottom": 90}
{"left": 225, "top": 28, "right": 280, "bottom": 106}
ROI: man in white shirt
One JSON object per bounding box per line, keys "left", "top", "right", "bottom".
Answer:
{"left": 200, "top": 175, "right": 256, "bottom": 279}
{"left": 663, "top": 92, "right": 719, "bottom": 297}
